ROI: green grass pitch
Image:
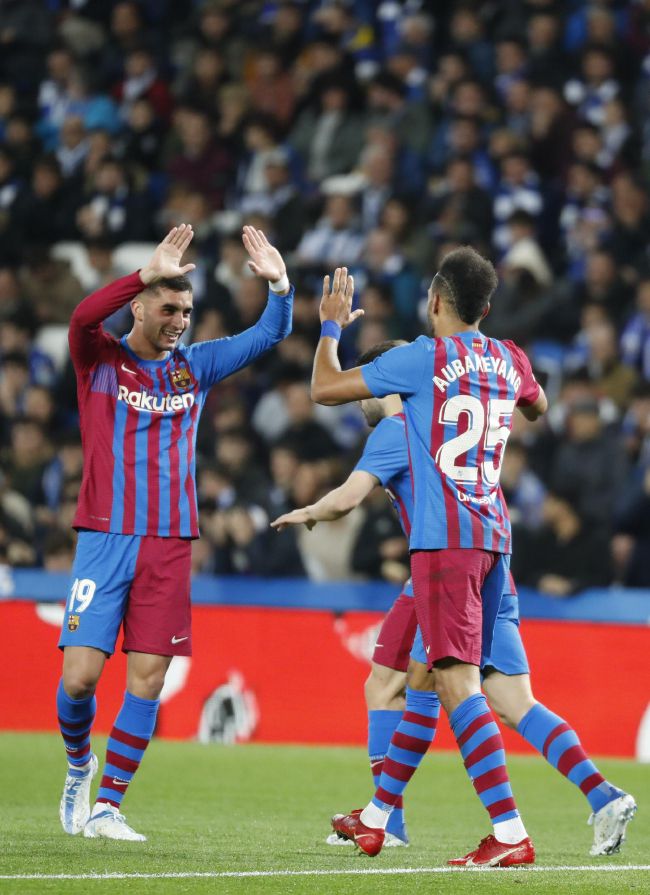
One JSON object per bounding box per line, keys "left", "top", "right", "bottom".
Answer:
{"left": 0, "top": 733, "right": 647, "bottom": 894}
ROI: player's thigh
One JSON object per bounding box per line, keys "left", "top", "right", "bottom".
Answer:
{"left": 59, "top": 531, "right": 138, "bottom": 657}
{"left": 123, "top": 536, "right": 192, "bottom": 657}
{"left": 371, "top": 590, "right": 418, "bottom": 674}
{"left": 407, "top": 629, "right": 436, "bottom": 692}
{"left": 483, "top": 671, "right": 535, "bottom": 729}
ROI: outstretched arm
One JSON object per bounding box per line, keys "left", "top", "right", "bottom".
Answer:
{"left": 188, "top": 227, "right": 293, "bottom": 386}
{"left": 271, "top": 470, "right": 377, "bottom": 531}
{"left": 69, "top": 224, "right": 196, "bottom": 372}
{"left": 311, "top": 267, "right": 372, "bottom": 405}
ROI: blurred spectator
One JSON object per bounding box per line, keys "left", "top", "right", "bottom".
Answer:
{"left": 113, "top": 48, "right": 173, "bottom": 124}
{"left": 621, "top": 276, "right": 650, "bottom": 381}
{"left": 500, "top": 440, "right": 547, "bottom": 531}
{"left": 351, "top": 487, "right": 408, "bottom": 584}
{"left": 295, "top": 193, "right": 364, "bottom": 270}
{"left": 167, "top": 107, "right": 233, "bottom": 209}
{"left": 513, "top": 490, "right": 613, "bottom": 596}
{"left": 75, "top": 158, "right": 153, "bottom": 243}
{"left": 550, "top": 398, "right": 628, "bottom": 527}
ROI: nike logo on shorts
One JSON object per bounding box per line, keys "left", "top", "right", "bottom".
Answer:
{"left": 171, "top": 635, "right": 188, "bottom": 644}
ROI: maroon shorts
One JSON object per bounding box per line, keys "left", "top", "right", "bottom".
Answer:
{"left": 122, "top": 535, "right": 192, "bottom": 657}
{"left": 372, "top": 592, "right": 418, "bottom": 672}
{"left": 410, "top": 548, "right": 501, "bottom": 669}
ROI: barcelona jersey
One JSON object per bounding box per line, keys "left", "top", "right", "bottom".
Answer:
{"left": 361, "top": 332, "right": 540, "bottom": 553}
{"left": 69, "top": 272, "right": 293, "bottom": 538}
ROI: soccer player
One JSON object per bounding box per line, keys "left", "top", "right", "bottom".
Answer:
{"left": 274, "top": 339, "right": 415, "bottom": 848}
{"left": 309, "top": 250, "right": 546, "bottom": 866}
{"left": 273, "top": 343, "right": 636, "bottom": 859}
{"left": 57, "top": 224, "right": 293, "bottom": 841}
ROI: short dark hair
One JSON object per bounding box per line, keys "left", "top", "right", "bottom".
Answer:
{"left": 433, "top": 246, "right": 498, "bottom": 324}
{"left": 142, "top": 275, "right": 193, "bottom": 296}
{"left": 357, "top": 339, "right": 408, "bottom": 366}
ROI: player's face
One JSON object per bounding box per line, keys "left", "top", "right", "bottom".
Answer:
{"left": 142, "top": 290, "right": 193, "bottom": 351}
{"left": 360, "top": 397, "right": 385, "bottom": 427}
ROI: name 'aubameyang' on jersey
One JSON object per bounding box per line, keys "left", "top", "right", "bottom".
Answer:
{"left": 360, "top": 332, "right": 540, "bottom": 554}
{"left": 70, "top": 271, "right": 293, "bottom": 538}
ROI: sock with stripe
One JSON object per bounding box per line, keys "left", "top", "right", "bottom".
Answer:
{"left": 517, "top": 702, "right": 624, "bottom": 813}
{"left": 367, "top": 709, "right": 405, "bottom": 838}
{"left": 96, "top": 691, "right": 159, "bottom": 809}
{"left": 450, "top": 692, "right": 527, "bottom": 845}
{"left": 57, "top": 678, "right": 96, "bottom": 768}
{"left": 361, "top": 689, "right": 440, "bottom": 832}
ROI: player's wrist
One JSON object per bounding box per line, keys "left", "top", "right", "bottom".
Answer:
{"left": 138, "top": 266, "right": 158, "bottom": 285}
{"left": 269, "top": 272, "right": 290, "bottom": 295}
{"left": 320, "top": 320, "right": 342, "bottom": 341}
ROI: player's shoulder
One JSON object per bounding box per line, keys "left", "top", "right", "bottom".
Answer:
{"left": 497, "top": 338, "right": 531, "bottom": 368}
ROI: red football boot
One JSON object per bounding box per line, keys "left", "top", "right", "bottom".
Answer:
{"left": 330, "top": 809, "right": 362, "bottom": 841}
{"left": 447, "top": 834, "right": 535, "bottom": 867}
{"left": 331, "top": 810, "right": 385, "bottom": 857}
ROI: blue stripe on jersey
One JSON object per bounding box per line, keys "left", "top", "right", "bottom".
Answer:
{"left": 157, "top": 413, "right": 172, "bottom": 536}
{"left": 177, "top": 402, "right": 195, "bottom": 536}
{"left": 133, "top": 408, "right": 149, "bottom": 532}
{"left": 90, "top": 363, "right": 118, "bottom": 395}
{"left": 421, "top": 348, "right": 448, "bottom": 549}
{"left": 492, "top": 340, "right": 516, "bottom": 552}
{"left": 110, "top": 398, "right": 128, "bottom": 530}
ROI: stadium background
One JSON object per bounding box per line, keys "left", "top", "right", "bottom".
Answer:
{"left": 0, "top": 0, "right": 649, "bottom": 760}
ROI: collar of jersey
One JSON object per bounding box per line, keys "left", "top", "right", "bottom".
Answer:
{"left": 450, "top": 329, "right": 483, "bottom": 341}
{"left": 120, "top": 335, "right": 174, "bottom": 368}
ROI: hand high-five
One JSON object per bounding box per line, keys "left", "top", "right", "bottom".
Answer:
{"left": 320, "top": 267, "right": 364, "bottom": 329}
{"left": 242, "top": 226, "right": 286, "bottom": 284}
{"left": 140, "top": 224, "right": 196, "bottom": 284}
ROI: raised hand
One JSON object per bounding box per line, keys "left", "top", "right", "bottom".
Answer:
{"left": 270, "top": 507, "right": 316, "bottom": 532}
{"left": 242, "top": 226, "right": 286, "bottom": 283}
{"left": 320, "top": 267, "right": 364, "bottom": 329}
{"left": 140, "top": 224, "right": 196, "bottom": 284}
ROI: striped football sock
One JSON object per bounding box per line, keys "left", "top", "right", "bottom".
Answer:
{"left": 57, "top": 678, "right": 96, "bottom": 767}
{"left": 367, "top": 709, "right": 406, "bottom": 838}
{"left": 362, "top": 689, "right": 440, "bottom": 830}
{"left": 451, "top": 693, "right": 527, "bottom": 844}
{"left": 517, "top": 702, "right": 623, "bottom": 813}
{"left": 96, "top": 691, "right": 159, "bottom": 808}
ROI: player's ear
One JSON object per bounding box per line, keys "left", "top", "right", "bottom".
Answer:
{"left": 131, "top": 298, "right": 144, "bottom": 321}
{"left": 481, "top": 302, "right": 491, "bottom": 320}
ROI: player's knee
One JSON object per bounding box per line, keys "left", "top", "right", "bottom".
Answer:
{"left": 130, "top": 670, "right": 166, "bottom": 700}
{"left": 62, "top": 672, "right": 97, "bottom": 700}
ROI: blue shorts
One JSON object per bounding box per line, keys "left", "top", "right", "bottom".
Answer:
{"left": 410, "top": 593, "right": 529, "bottom": 677}
{"left": 58, "top": 530, "right": 192, "bottom": 657}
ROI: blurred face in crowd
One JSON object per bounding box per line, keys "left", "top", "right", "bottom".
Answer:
{"left": 23, "top": 386, "right": 55, "bottom": 424}
{"left": 47, "top": 49, "right": 73, "bottom": 84}
{"left": 326, "top": 195, "right": 354, "bottom": 229}
{"left": 33, "top": 162, "right": 61, "bottom": 198}
{"left": 95, "top": 161, "right": 125, "bottom": 194}
{"left": 126, "top": 50, "right": 154, "bottom": 79}
{"left": 587, "top": 321, "right": 618, "bottom": 365}
{"left": 586, "top": 251, "right": 615, "bottom": 290}
{"left": 285, "top": 382, "right": 314, "bottom": 424}
{"left": 270, "top": 445, "right": 300, "bottom": 488}
{"left": 61, "top": 116, "right": 86, "bottom": 150}
{"left": 542, "top": 494, "right": 579, "bottom": 532}
{"left": 131, "top": 286, "right": 193, "bottom": 353}
{"left": 572, "top": 125, "right": 602, "bottom": 162}
{"left": 453, "top": 81, "right": 484, "bottom": 117}
{"left": 11, "top": 420, "right": 48, "bottom": 462}
{"left": 583, "top": 49, "right": 613, "bottom": 85}
{"left": 112, "top": 2, "right": 141, "bottom": 41}
{"left": 567, "top": 407, "right": 602, "bottom": 442}
{"left": 527, "top": 14, "right": 559, "bottom": 50}
{"left": 194, "top": 48, "right": 225, "bottom": 86}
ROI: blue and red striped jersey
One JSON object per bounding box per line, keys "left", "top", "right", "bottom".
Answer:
{"left": 353, "top": 414, "right": 413, "bottom": 540}
{"left": 70, "top": 272, "right": 293, "bottom": 538}
{"left": 361, "top": 331, "right": 540, "bottom": 553}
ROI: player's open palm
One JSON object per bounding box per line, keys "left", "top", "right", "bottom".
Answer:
{"left": 320, "top": 266, "right": 364, "bottom": 329}
{"left": 243, "top": 226, "right": 286, "bottom": 282}
{"left": 270, "top": 507, "right": 316, "bottom": 532}
{"left": 140, "top": 224, "right": 196, "bottom": 284}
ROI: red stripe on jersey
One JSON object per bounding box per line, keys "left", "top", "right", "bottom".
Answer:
{"left": 121, "top": 404, "right": 138, "bottom": 533}
{"left": 431, "top": 339, "right": 459, "bottom": 547}
{"left": 184, "top": 398, "right": 200, "bottom": 536}
{"left": 169, "top": 410, "right": 183, "bottom": 537}
{"left": 487, "top": 339, "right": 510, "bottom": 551}
{"left": 474, "top": 338, "right": 493, "bottom": 550}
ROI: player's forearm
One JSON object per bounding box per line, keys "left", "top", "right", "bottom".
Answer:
{"left": 70, "top": 271, "right": 145, "bottom": 329}
{"left": 308, "top": 485, "right": 363, "bottom": 522}
{"left": 311, "top": 336, "right": 342, "bottom": 405}
{"left": 256, "top": 285, "right": 294, "bottom": 344}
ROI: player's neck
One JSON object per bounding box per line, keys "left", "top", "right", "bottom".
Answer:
{"left": 125, "top": 331, "right": 169, "bottom": 362}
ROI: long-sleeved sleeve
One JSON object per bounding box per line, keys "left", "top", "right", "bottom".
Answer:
{"left": 187, "top": 286, "right": 293, "bottom": 388}
{"left": 68, "top": 271, "right": 144, "bottom": 373}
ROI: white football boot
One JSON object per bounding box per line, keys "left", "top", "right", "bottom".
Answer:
{"left": 84, "top": 802, "right": 146, "bottom": 841}
{"left": 59, "top": 753, "right": 98, "bottom": 835}
{"left": 588, "top": 793, "right": 637, "bottom": 856}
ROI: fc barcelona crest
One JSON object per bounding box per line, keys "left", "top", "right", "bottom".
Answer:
{"left": 472, "top": 337, "right": 483, "bottom": 353}
{"left": 68, "top": 614, "right": 80, "bottom": 632}
{"left": 171, "top": 366, "right": 192, "bottom": 391}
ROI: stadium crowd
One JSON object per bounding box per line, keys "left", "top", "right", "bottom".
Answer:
{"left": 1, "top": 0, "right": 650, "bottom": 594}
